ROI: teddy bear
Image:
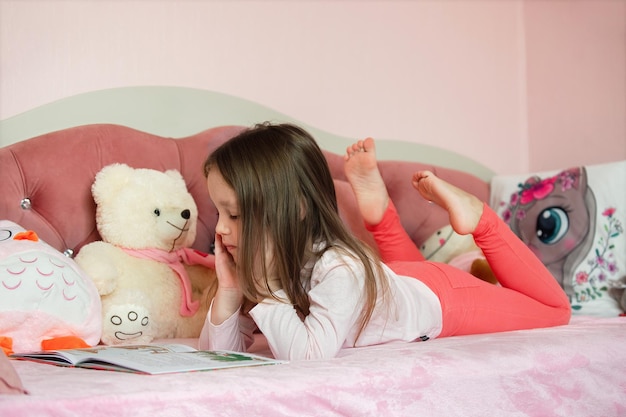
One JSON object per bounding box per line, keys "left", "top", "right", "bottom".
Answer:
{"left": 420, "top": 224, "right": 498, "bottom": 285}
{"left": 0, "top": 220, "right": 102, "bottom": 354}
{"left": 75, "top": 163, "right": 218, "bottom": 345}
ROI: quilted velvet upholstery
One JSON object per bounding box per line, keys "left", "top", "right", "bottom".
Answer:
{"left": 0, "top": 124, "right": 489, "bottom": 257}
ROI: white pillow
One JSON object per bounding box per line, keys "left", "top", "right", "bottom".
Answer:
{"left": 489, "top": 161, "right": 626, "bottom": 317}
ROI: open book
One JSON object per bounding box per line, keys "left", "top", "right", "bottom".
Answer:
{"left": 11, "top": 344, "right": 284, "bottom": 375}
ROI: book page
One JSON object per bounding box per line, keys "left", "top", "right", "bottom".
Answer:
{"left": 82, "top": 349, "right": 280, "bottom": 374}
{"left": 12, "top": 344, "right": 283, "bottom": 374}
{"left": 12, "top": 344, "right": 196, "bottom": 365}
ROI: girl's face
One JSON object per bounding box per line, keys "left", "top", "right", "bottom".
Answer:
{"left": 206, "top": 166, "right": 278, "bottom": 295}
{"left": 206, "top": 168, "right": 240, "bottom": 262}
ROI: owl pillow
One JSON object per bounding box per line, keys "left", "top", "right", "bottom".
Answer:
{"left": 0, "top": 220, "right": 102, "bottom": 354}
{"left": 490, "top": 161, "right": 626, "bottom": 317}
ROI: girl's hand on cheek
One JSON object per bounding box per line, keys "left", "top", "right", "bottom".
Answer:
{"left": 214, "top": 234, "right": 240, "bottom": 291}
{"left": 210, "top": 234, "right": 244, "bottom": 326}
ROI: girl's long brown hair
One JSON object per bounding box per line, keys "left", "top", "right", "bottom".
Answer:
{"left": 204, "top": 123, "right": 388, "bottom": 342}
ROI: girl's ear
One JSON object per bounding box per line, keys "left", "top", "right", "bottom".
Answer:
{"left": 300, "top": 199, "right": 307, "bottom": 220}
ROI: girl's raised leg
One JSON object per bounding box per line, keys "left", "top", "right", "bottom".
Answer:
{"left": 412, "top": 171, "right": 571, "bottom": 331}
{"left": 344, "top": 138, "right": 424, "bottom": 262}
{"left": 346, "top": 139, "right": 569, "bottom": 334}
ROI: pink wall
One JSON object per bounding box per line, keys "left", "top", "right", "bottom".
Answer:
{"left": 1, "top": 0, "right": 623, "bottom": 174}
{"left": 524, "top": 0, "right": 626, "bottom": 172}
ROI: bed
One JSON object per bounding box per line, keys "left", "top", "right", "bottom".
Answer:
{"left": 1, "top": 87, "right": 624, "bottom": 417}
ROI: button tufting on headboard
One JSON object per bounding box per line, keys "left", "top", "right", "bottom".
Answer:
{"left": 20, "top": 198, "right": 31, "bottom": 210}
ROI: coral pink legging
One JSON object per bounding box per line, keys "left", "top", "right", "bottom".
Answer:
{"left": 367, "top": 202, "right": 571, "bottom": 337}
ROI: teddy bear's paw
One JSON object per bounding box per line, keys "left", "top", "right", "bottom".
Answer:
{"left": 86, "top": 267, "right": 119, "bottom": 296}
{"left": 100, "top": 304, "right": 155, "bottom": 345}
{"left": 74, "top": 242, "right": 120, "bottom": 295}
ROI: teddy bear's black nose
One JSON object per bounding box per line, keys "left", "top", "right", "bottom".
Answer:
{"left": 181, "top": 209, "right": 191, "bottom": 220}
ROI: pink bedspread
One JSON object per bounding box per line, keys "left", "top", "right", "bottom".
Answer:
{"left": 2, "top": 316, "right": 624, "bottom": 417}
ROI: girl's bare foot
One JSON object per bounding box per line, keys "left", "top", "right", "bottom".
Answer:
{"left": 412, "top": 171, "right": 483, "bottom": 235}
{"left": 344, "top": 138, "right": 389, "bottom": 226}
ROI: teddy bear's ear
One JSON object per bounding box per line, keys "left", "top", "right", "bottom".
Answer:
{"left": 92, "top": 163, "right": 134, "bottom": 204}
{"left": 164, "top": 169, "right": 186, "bottom": 186}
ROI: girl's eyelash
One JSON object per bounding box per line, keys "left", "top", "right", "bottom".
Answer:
{"left": 214, "top": 210, "right": 239, "bottom": 220}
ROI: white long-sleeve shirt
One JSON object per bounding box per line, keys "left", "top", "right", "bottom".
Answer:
{"left": 198, "top": 246, "right": 442, "bottom": 361}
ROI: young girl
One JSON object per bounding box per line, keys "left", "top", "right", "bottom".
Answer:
{"left": 199, "top": 123, "right": 570, "bottom": 361}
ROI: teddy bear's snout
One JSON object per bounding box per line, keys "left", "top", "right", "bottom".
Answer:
{"left": 181, "top": 209, "right": 190, "bottom": 220}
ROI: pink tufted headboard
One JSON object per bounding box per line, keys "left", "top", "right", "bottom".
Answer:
{"left": 0, "top": 123, "right": 489, "bottom": 258}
